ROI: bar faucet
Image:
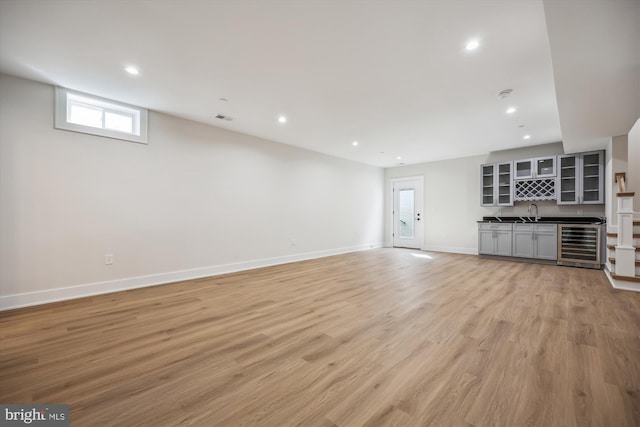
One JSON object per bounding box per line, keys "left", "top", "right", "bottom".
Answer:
{"left": 528, "top": 203, "right": 539, "bottom": 222}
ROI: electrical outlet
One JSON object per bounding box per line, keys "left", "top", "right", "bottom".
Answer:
{"left": 105, "top": 254, "right": 114, "bottom": 265}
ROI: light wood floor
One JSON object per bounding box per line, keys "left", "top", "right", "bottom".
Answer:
{"left": 1, "top": 249, "right": 640, "bottom": 426}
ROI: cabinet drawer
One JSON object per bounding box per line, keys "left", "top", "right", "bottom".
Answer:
{"left": 534, "top": 224, "right": 557, "bottom": 234}
{"left": 478, "top": 223, "right": 512, "bottom": 232}
{"left": 513, "top": 223, "right": 533, "bottom": 232}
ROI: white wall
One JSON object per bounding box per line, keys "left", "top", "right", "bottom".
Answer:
{"left": 384, "top": 142, "right": 606, "bottom": 254}
{"left": 627, "top": 118, "right": 640, "bottom": 209}
{"left": 0, "top": 74, "right": 384, "bottom": 309}
{"left": 605, "top": 135, "right": 628, "bottom": 226}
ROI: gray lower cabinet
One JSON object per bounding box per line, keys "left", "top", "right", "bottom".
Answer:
{"left": 511, "top": 223, "right": 558, "bottom": 260}
{"left": 478, "top": 223, "right": 513, "bottom": 256}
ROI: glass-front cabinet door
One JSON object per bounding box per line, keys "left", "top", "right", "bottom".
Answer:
{"left": 497, "top": 162, "right": 513, "bottom": 206}
{"left": 557, "top": 154, "right": 578, "bottom": 204}
{"left": 557, "top": 151, "right": 604, "bottom": 205}
{"left": 481, "top": 164, "right": 496, "bottom": 206}
{"left": 581, "top": 151, "right": 604, "bottom": 204}
{"left": 535, "top": 156, "right": 556, "bottom": 178}
{"left": 481, "top": 162, "right": 513, "bottom": 207}
{"left": 515, "top": 156, "right": 555, "bottom": 179}
{"left": 514, "top": 159, "right": 533, "bottom": 179}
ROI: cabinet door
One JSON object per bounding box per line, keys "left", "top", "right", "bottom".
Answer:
{"left": 533, "top": 225, "right": 558, "bottom": 260}
{"left": 481, "top": 164, "right": 496, "bottom": 206}
{"left": 535, "top": 156, "right": 556, "bottom": 178}
{"left": 496, "top": 162, "right": 514, "bottom": 206}
{"left": 534, "top": 231, "right": 558, "bottom": 260}
{"left": 557, "top": 155, "right": 579, "bottom": 204}
{"left": 514, "top": 159, "right": 534, "bottom": 180}
{"left": 512, "top": 225, "right": 534, "bottom": 258}
{"left": 478, "top": 229, "right": 495, "bottom": 254}
{"left": 494, "top": 231, "right": 512, "bottom": 256}
{"left": 580, "top": 151, "right": 604, "bottom": 204}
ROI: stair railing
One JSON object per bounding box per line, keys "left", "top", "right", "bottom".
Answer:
{"left": 615, "top": 173, "right": 637, "bottom": 277}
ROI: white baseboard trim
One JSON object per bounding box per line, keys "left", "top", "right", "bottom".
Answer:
{"left": 604, "top": 268, "right": 640, "bottom": 292}
{"left": 605, "top": 260, "right": 613, "bottom": 272}
{"left": 421, "top": 245, "right": 478, "bottom": 255}
{"left": 0, "top": 242, "right": 384, "bottom": 311}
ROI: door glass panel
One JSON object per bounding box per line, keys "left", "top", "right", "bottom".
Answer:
{"left": 559, "top": 156, "right": 577, "bottom": 202}
{"left": 582, "top": 153, "right": 600, "bottom": 201}
{"left": 537, "top": 158, "right": 554, "bottom": 176}
{"left": 398, "top": 189, "right": 414, "bottom": 238}
{"left": 482, "top": 164, "right": 495, "bottom": 205}
{"left": 515, "top": 161, "right": 531, "bottom": 178}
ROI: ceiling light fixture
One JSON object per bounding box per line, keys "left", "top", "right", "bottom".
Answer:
{"left": 124, "top": 65, "right": 139, "bottom": 75}
{"left": 396, "top": 156, "right": 402, "bottom": 160}
{"left": 523, "top": 134, "right": 531, "bottom": 140}
{"left": 465, "top": 39, "right": 480, "bottom": 51}
{"left": 278, "top": 116, "right": 287, "bottom": 124}
{"left": 352, "top": 141, "right": 359, "bottom": 146}
{"left": 506, "top": 107, "right": 517, "bottom": 114}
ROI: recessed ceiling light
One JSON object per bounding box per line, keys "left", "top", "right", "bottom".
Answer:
{"left": 396, "top": 156, "right": 402, "bottom": 160}
{"left": 352, "top": 141, "right": 359, "bottom": 146}
{"left": 506, "top": 107, "right": 517, "bottom": 114}
{"left": 523, "top": 134, "right": 531, "bottom": 140}
{"left": 465, "top": 39, "right": 480, "bottom": 51}
{"left": 278, "top": 116, "right": 287, "bottom": 124}
{"left": 124, "top": 65, "right": 139, "bottom": 75}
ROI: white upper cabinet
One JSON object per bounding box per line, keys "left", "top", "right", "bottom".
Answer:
{"left": 514, "top": 156, "right": 556, "bottom": 179}
{"left": 480, "top": 162, "right": 513, "bottom": 207}
{"left": 480, "top": 151, "right": 603, "bottom": 207}
{"left": 557, "top": 151, "right": 604, "bottom": 205}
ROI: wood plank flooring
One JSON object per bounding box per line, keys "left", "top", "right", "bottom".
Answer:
{"left": 1, "top": 249, "right": 640, "bottom": 426}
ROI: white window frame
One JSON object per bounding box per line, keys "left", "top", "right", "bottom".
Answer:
{"left": 54, "top": 87, "right": 148, "bottom": 144}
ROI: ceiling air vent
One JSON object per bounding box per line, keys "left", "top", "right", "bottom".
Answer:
{"left": 215, "top": 114, "right": 234, "bottom": 121}
{"left": 497, "top": 89, "right": 513, "bottom": 99}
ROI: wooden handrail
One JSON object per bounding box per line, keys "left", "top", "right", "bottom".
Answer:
{"left": 615, "top": 172, "right": 627, "bottom": 194}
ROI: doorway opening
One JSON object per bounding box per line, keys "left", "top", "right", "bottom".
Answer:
{"left": 391, "top": 176, "right": 424, "bottom": 249}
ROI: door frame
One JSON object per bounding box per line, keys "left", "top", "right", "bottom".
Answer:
{"left": 389, "top": 176, "right": 424, "bottom": 249}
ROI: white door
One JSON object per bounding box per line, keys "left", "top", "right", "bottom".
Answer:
{"left": 392, "top": 177, "right": 424, "bottom": 249}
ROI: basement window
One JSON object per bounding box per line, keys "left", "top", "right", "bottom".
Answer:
{"left": 54, "top": 87, "right": 148, "bottom": 144}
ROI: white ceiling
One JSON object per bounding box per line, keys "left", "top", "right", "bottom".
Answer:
{"left": 543, "top": 0, "right": 640, "bottom": 155}
{"left": 0, "top": 0, "right": 637, "bottom": 167}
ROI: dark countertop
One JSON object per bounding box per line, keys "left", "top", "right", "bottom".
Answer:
{"left": 478, "top": 216, "right": 605, "bottom": 224}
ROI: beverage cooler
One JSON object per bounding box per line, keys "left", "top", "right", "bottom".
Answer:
{"left": 557, "top": 223, "right": 603, "bottom": 269}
